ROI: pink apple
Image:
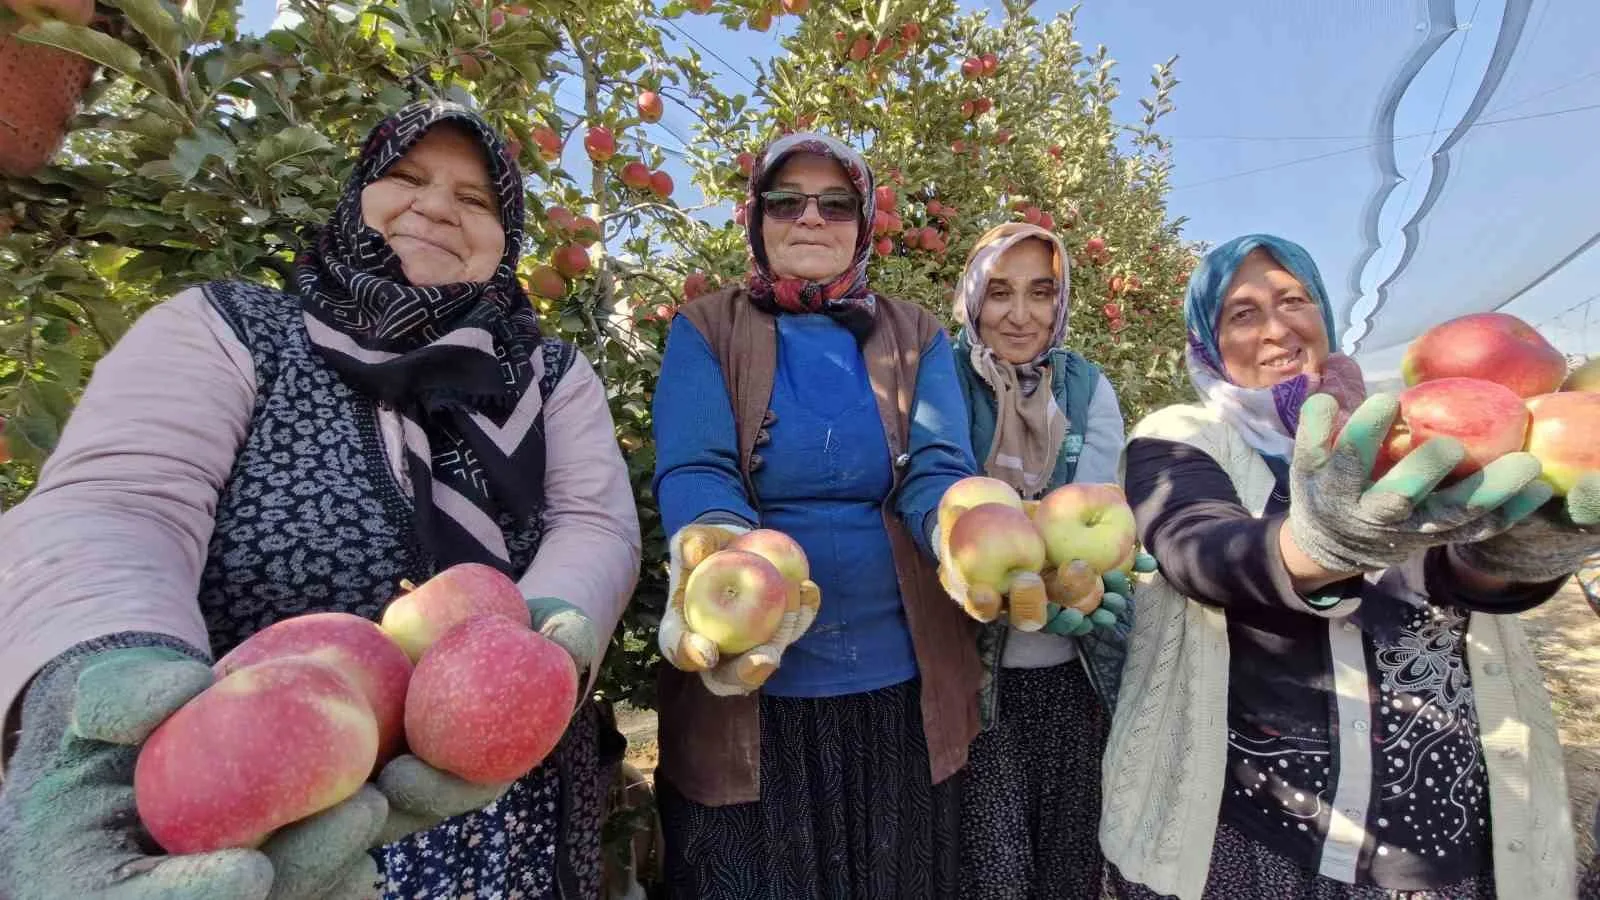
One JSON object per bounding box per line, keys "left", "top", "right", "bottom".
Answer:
{"left": 1401, "top": 312, "right": 1567, "bottom": 398}
{"left": 1374, "top": 377, "right": 1530, "bottom": 482}
{"left": 379, "top": 563, "right": 531, "bottom": 662}
{"left": 946, "top": 502, "right": 1046, "bottom": 592}
{"left": 681, "top": 549, "right": 789, "bottom": 654}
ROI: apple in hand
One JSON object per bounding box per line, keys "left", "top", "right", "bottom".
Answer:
{"left": 405, "top": 616, "right": 578, "bottom": 785}
{"left": 136, "top": 657, "right": 379, "bottom": 853}
{"left": 1032, "top": 483, "right": 1137, "bottom": 575}
{"left": 937, "top": 475, "right": 1024, "bottom": 550}
{"left": 1373, "top": 377, "right": 1529, "bottom": 482}
{"left": 1045, "top": 559, "right": 1105, "bottom": 615}
{"left": 946, "top": 502, "right": 1047, "bottom": 591}
{"left": 380, "top": 563, "right": 531, "bottom": 662}
{"left": 682, "top": 549, "right": 790, "bottom": 654}
{"left": 1523, "top": 391, "right": 1600, "bottom": 497}
{"left": 214, "top": 612, "right": 412, "bottom": 770}
{"left": 1401, "top": 312, "right": 1567, "bottom": 398}
{"left": 727, "top": 528, "right": 810, "bottom": 587}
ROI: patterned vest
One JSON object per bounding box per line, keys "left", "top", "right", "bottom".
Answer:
{"left": 196, "top": 279, "right": 572, "bottom": 654}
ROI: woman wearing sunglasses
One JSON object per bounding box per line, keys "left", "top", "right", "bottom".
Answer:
{"left": 648, "top": 132, "right": 983, "bottom": 899}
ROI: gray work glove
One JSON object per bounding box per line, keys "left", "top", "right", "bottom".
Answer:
{"left": 1287, "top": 393, "right": 1551, "bottom": 574}
{"left": 0, "top": 636, "right": 384, "bottom": 900}
{"left": 1451, "top": 472, "right": 1600, "bottom": 583}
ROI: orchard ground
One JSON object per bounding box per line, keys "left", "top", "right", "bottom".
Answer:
{"left": 616, "top": 578, "right": 1600, "bottom": 862}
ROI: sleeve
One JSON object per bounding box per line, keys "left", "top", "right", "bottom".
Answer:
{"left": 0, "top": 288, "right": 256, "bottom": 751}
{"left": 515, "top": 351, "right": 642, "bottom": 691}
{"left": 895, "top": 330, "right": 980, "bottom": 558}
{"left": 651, "top": 316, "right": 759, "bottom": 536}
{"left": 1071, "top": 371, "right": 1126, "bottom": 485}
{"left": 1417, "top": 548, "right": 1568, "bottom": 615}
{"left": 1123, "top": 435, "right": 1360, "bottom": 615}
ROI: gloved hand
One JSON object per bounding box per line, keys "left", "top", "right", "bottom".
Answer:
{"left": 0, "top": 639, "right": 385, "bottom": 900}
{"left": 524, "top": 595, "right": 598, "bottom": 693}
{"left": 658, "top": 523, "right": 821, "bottom": 696}
{"left": 1451, "top": 472, "right": 1600, "bottom": 583}
{"left": 1036, "top": 560, "right": 1118, "bottom": 636}
{"left": 1287, "top": 393, "right": 1551, "bottom": 574}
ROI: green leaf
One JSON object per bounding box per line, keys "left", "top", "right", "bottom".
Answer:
{"left": 38, "top": 319, "right": 71, "bottom": 345}
{"left": 14, "top": 21, "right": 144, "bottom": 80}
{"left": 30, "top": 379, "right": 75, "bottom": 422}
{"left": 251, "top": 126, "right": 333, "bottom": 172}
{"left": 109, "top": 0, "right": 186, "bottom": 61}
{"left": 182, "top": 0, "right": 218, "bottom": 43}
{"left": 10, "top": 408, "right": 60, "bottom": 455}
{"left": 170, "top": 128, "right": 237, "bottom": 182}
{"left": 38, "top": 348, "right": 82, "bottom": 391}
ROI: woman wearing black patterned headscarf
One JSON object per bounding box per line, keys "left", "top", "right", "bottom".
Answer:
{"left": 648, "top": 131, "right": 986, "bottom": 898}
{"left": 0, "top": 101, "right": 640, "bottom": 899}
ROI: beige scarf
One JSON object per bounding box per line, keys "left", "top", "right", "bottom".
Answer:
{"left": 956, "top": 223, "right": 1073, "bottom": 499}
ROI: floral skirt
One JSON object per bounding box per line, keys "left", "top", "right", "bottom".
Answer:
{"left": 961, "top": 661, "right": 1109, "bottom": 900}
{"left": 655, "top": 679, "right": 963, "bottom": 900}
{"left": 1103, "top": 820, "right": 1495, "bottom": 899}
{"left": 377, "top": 701, "right": 621, "bottom": 899}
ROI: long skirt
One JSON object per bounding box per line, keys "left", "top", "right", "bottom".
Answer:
{"left": 378, "top": 700, "right": 623, "bottom": 899}
{"left": 1103, "top": 820, "right": 1495, "bottom": 899}
{"left": 961, "top": 661, "right": 1109, "bottom": 900}
{"left": 655, "top": 678, "right": 963, "bottom": 900}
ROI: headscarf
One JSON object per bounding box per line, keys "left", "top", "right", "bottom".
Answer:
{"left": 744, "top": 132, "right": 877, "bottom": 339}
{"left": 954, "top": 223, "right": 1072, "bottom": 498}
{"left": 295, "top": 100, "right": 546, "bottom": 573}
{"left": 1183, "top": 233, "right": 1367, "bottom": 460}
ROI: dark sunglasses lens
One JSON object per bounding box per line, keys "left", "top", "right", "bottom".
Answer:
{"left": 764, "top": 192, "right": 807, "bottom": 219}
{"left": 818, "top": 195, "right": 859, "bottom": 221}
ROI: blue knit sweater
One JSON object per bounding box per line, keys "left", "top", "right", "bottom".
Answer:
{"left": 653, "top": 312, "right": 976, "bottom": 697}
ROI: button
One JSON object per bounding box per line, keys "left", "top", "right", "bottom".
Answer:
{"left": 754, "top": 427, "right": 771, "bottom": 446}
{"left": 1484, "top": 662, "right": 1504, "bottom": 676}
{"left": 894, "top": 453, "right": 911, "bottom": 469}
{"left": 1508, "top": 839, "right": 1525, "bottom": 852}
{"left": 1352, "top": 720, "right": 1368, "bottom": 734}
{"left": 762, "top": 409, "right": 778, "bottom": 426}
{"left": 749, "top": 452, "right": 764, "bottom": 471}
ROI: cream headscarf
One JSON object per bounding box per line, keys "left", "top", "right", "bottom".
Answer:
{"left": 954, "top": 223, "right": 1073, "bottom": 498}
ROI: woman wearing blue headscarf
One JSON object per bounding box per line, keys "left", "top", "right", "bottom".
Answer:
{"left": 1099, "top": 235, "right": 1591, "bottom": 899}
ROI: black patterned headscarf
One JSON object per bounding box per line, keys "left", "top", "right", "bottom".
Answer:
{"left": 744, "top": 132, "right": 877, "bottom": 340}
{"left": 295, "top": 100, "right": 545, "bottom": 574}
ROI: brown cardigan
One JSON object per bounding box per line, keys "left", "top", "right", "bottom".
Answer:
{"left": 655, "top": 286, "right": 981, "bottom": 807}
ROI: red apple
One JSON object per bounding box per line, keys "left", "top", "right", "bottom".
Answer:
{"left": 682, "top": 549, "right": 790, "bottom": 654}
{"left": 848, "top": 36, "right": 871, "bottom": 62}
{"left": 637, "top": 90, "right": 663, "bottom": 123}
{"left": 1085, "top": 236, "right": 1106, "bottom": 256}
{"left": 980, "top": 52, "right": 998, "bottom": 75}
{"left": 571, "top": 215, "right": 602, "bottom": 244}
{"left": 546, "top": 205, "right": 578, "bottom": 233}
{"left": 526, "top": 265, "right": 568, "bottom": 300}
{"left": 1523, "top": 391, "right": 1600, "bottom": 496}
{"left": 874, "top": 185, "right": 896, "bottom": 210}
{"left": 649, "top": 170, "right": 674, "bottom": 198}
{"left": 620, "top": 161, "right": 652, "bottom": 190}
{"left": 1374, "top": 377, "right": 1530, "bottom": 482}
{"left": 1022, "top": 205, "right": 1042, "bottom": 225}
{"left": 652, "top": 302, "right": 675, "bottom": 321}
{"left": 946, "top": 503, "right": 1047, "bottom": 592}
{"left": 749, "top": 9, "right": 771, "bottom": 30}
{"left": 583, "top": 126, "right": 616, "bottom": 162}
{"left": 379, "top": 562, "right": 531, "bottom": 663}
{"left": 1048, "top": 144, "right": 1064, "bottom": 160}
{"left": 1102, "top": 302, "right": 1122, "bottom": 321}
{"left": 782, "top": 0, "right": 808, "bottom": 11}
{"left": 901, "top": 22, "right": 922, "bottom": 44}
{"left": 214, "top": 613, "right": 412, "bottom": 769}
{"left": 1562, "top": 357, "right": 1600, "bottom": 392}
{"left": 553, "top": 244, "right": 592, "bottom": 278}
{"left": 874, "top": 37, "right": 893, "bottom": 56}
{"left": 875, "top": 237, "right": 893, "bottom": 256}
{"left": 683, "top": 272, "right": 711, "bottom": 300}
{"left": 532, "top": 126, "right": 562, "bottom": 161}
{"left": 136, "top": 657, "right": 378, "bottom": 853}
{"left": 1038, "top": 212, "right": 1055, "bottom": 231}
{"left": 961, "top": 57, "right": 982, "bottom": 79}
{"left": 1401, "top": 312, "right": 1567, "bottom": 398}
{"left": 405, "top": 616, "right": 578, "bottom": 784}
{"left": 689, "top": 0, "right": 711, "bottom": 10}
{"left": 1032, "top": 483, "right": 1137, "bottom": 575}
{"left": 961, "top": 100, "right": 977, "bottom": 119}
{"left": 735, "top": 151, "right": 756, "bottom": 177}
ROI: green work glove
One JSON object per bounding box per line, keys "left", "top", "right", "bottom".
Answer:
{"left": 1451, "top": 472, "right": 1600, "bottom": 583}
{"left": 525, "top": 595, "right": 598, "bottom": 692}
{"left": 371, "top": 754, "right": 509, "bottom": 847}
{"left": 1287, "top": 393, "right": 1551, "bottom": 574}
{"left": 1041, "top": 598, "right": 1119, "bottom": 636}
{"left": 0, "top": 637, "right": 383, "bottom": 900}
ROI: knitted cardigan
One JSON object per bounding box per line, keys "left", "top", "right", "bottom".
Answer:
{"left": 1100, "top": 402, "right": 1574, "bottom": 899}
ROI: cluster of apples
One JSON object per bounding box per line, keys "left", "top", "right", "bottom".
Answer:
{"left": 1373, "top": 312, "right": 1600, "bottom": 495}
{"left": 678, "top": 529, "right": 816, "bottom": 657}
{"left": 938, "top": 476, "right": 1140, "bottom": 631}
{"left": 523, "top": 206, "right": 601, "bottom": 302}
{"left": 134, "top": 564, "right": 577, "bottom": 855}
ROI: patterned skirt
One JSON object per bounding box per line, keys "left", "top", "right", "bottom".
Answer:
{"left": 1103, "top": 821, "right": 1496, "bottom": 899}
{"left": 961, "top": 661, "right": 1109, "bottom": 900}
{"left": 377, "top": 701, "right": 623, "bottom": 899}
{"left": 655, "top": 679, "right": 963, "bottom": 900}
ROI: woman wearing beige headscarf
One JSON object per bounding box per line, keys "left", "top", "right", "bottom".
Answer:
{"left": 951, "top": 223, "right": 1141, "bottom": 898}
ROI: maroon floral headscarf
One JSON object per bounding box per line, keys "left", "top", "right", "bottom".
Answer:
{"left": 745, "top": 132, "right": 877, "bottom": 339}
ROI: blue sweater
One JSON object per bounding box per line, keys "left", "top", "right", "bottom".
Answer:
{"left": 652, "top": 312, "right": 976, "bottom": 697}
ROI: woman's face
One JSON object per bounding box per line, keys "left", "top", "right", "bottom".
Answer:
{"left": 977, "top": 238, "right": 1059, "bottom": 364}
{"left": 759, "top": 153, "right": 860, "bottom": 283}
{"left": 1216, "top": 248, "right": 1331, "bottom": 388}
{"left": 361, "top": 125, "right": 506, "bottom": 286}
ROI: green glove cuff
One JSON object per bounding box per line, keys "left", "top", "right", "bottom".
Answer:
{"left": 524, "top": 596, "right": 598, "bottom": 691}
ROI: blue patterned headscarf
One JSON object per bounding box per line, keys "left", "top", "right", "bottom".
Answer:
{"left": 1183, "top": 234, "right": 1365, "bottom": 459}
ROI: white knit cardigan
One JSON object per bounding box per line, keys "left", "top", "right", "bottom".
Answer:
{"left": 1100, "top": 403, "right": 1574, "bottom": 899}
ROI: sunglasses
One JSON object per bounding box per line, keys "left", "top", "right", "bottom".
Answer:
{"left": 760, "top": 190, "right": 861, "bottom": 222}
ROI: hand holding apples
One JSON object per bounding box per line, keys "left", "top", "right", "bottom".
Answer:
{"left": 935, "top": 477, "right": 1050, "bottom": 630}
{"left": 659, "top": 523, "right": 821, "bottom": 695}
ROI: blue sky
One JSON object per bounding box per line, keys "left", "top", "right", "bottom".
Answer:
{"left": 238, "top": 0, "right": 1600, "bottom": 378}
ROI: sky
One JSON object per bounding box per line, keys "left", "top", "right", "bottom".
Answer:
{"left": 237, "top": 0, "right": 1600, "bottom": 380}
